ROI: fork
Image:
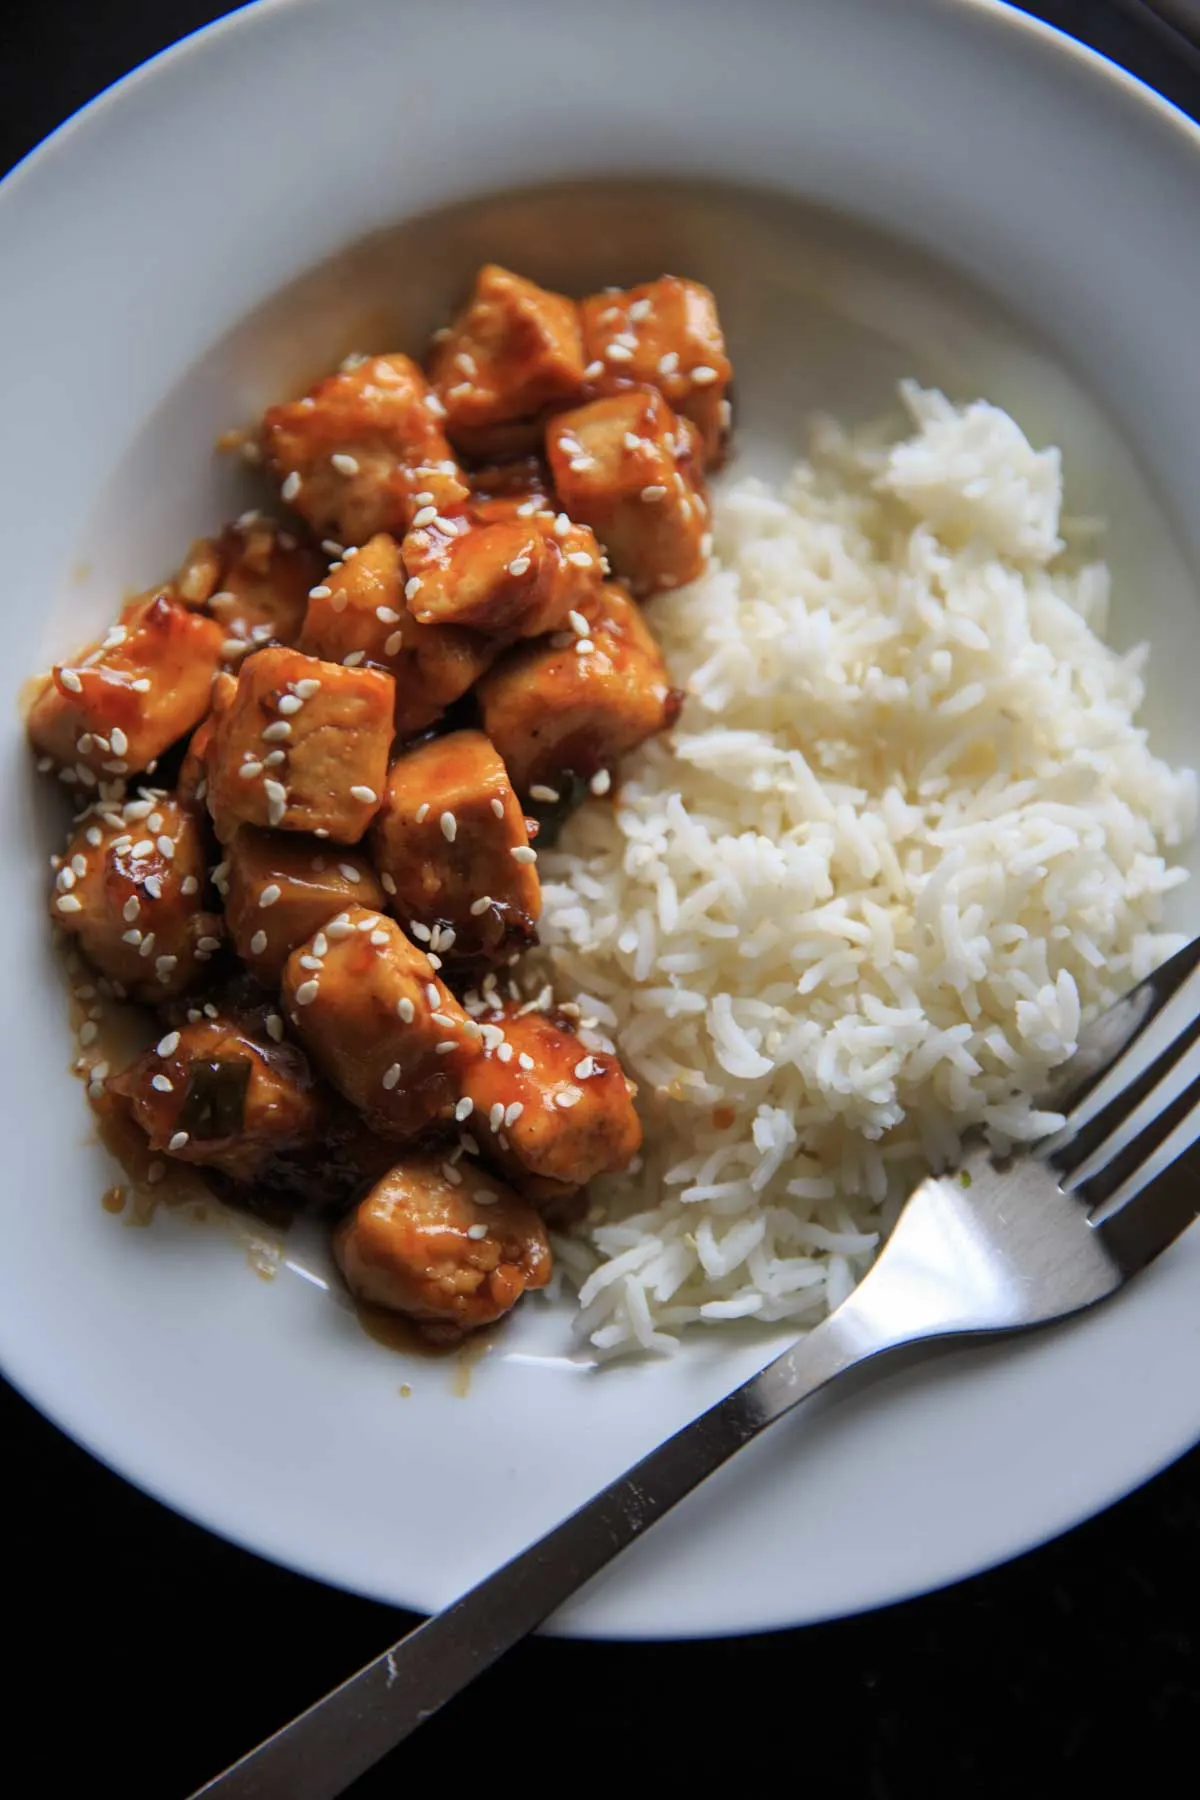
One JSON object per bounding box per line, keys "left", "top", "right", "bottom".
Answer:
{"left": 193, "top": 936, "right": 1200, "bottom": 1800}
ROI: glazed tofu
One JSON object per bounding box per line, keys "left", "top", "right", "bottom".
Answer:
{"left": 402, "top": 508, "right": 603, "bottom": 639}
{"left": 547, "top": 388, "right": 709, "bottom": 595}
{"left": 261, "top": 353, "right": 468, "bottom": 547}
{"left": 176, "top": 516, "right": 324, "bottom": 652}
{"left": 334, "top": 1154, "right": 551, "bottom": 1340}
{"left": 28, "top": 590, "right": 226, "bottom": 785}
{"left": 296, "top": 531, "right": 498, "bottom": 738}
{"left": 581, "top": 276, "right": 732, "bottom": 465}
{"left": 461, "top": 1004, "right": 641, "bottom": 1204}
{"left": 112, "top": 1014, "right": 325, "bottom": 1182}
{"left": 477, "top": 582, "right": 680, "bottom": 793}
{"left": 50, "top": 792, "right": 222, "bottom": 1002}
{"left": 371, "top": 730, "right": 540, "bottom": 964}
{"left": 467, "top": 458, "right": 554, "bottom": 523}
{"left": 222, "top": 826, "right": 385, "bottom": 987}
{"left": 428, "top": 265, "right": 585, "bottom": 462}
{"left": 206, "top": 647, "right": 393, "bottom": 843}
{"left": 281, "top": 905, "right": 480, "bottom": 1140}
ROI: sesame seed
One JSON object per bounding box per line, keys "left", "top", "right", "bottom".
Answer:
{"left": 489, "top": 1104, "right": 504, "bottom": 1131}
{"left": 412, "top": 505, "right": 437, "bottom": 528}
{"left": 425, "top": 983, "right": 440, "bottom": 1007}
{"left": 330, "top": 593, "right": 347, "bottom": 613}
{"left": 148, "top": 811, "right": 164, "bottom": 833}
{"left": 350, "top": 784, "right": 377, "bottom": 804}
{"left": 575, "top": 638, "right": 595, "bottom": 655}
{"left": 381, "top": 1063, "right": 401, "bottom": 1090}
{"left": 295, "top": 980, "right": 320, "bottom": 1006}
{"left": 180, "top": 875, "right": 198, "bottom": 897}
{"left": 121, "top": 927, "right": 143, "bottom": 946}
{"left": 440, "top": 811, "right": 457, "bottom": 842}
{"left": 59, "top": 668, "right": 83, "bottom": 694}
{"left": 144, "top": 875, "right": 163, "bottom": 900}
{"left": 583, "top": 359, "right": 605, "bottom": 379}
{"left": 507, "top": 556, "right": 531, "bottom": 577}
{"left": 168, "top": 1131, "right": 190, "bottom": 1152}
{"left": 266, "top": 1013, "right": 284, "bottom": 1042}
{"left": 338, "top": 863, "right": 360, "bottom": 882}
{"left": 555, "top": 1087, "right": 583, "bottom": 1108}
{"left": 438, "top": 927, "right": 456, "bottom": 952}
{"left": 455, "top": 1096, "right": 474, "bottom": 1121}
{"left": 369, "top": 928, "right": 389, "bottom": 947}
{"left": 259, "top": 884, "right": 282, "bottom": 908}
{"left": 511, "top": 845, "right": 537, "bottom": 864}
{"left": 331, "top": 452, "right": 360, "bottom": 476}
{"left": 157, "top": 1031, "right": 180, "bottom": 1057}
{"left": 248, "top": 929, "right": 269, "bottom": 957}
{"left": 151, "top": 1074, "right": 174, "bottom": 1093}
{"left": 312, "top": 932, "right": 328, "bottom": 957}
{"left": 640, "top": 485, "right": 667, "bottom": 502}
{"left": 342, "top": 649, "right": 366, "bottom": 667}
{"left": 397, "top": 997, "right": 415, "bottom": 1022}
{"left": 222, "top": 639, "right": 251, "bottom": 660}
{"left": 262, "top": 750, "right": 286, "bottom": 771}
{"left": 605, "top": 343, "right": 633, "bottom": 363}
{"left": 518, "top": 1052, "right": 535, "bottom": 1071}
{"left": 691, "top": 364, "right": 719, "bottom": 385}
{"left": 122, "top": 896, "right": 140, "bottom": 922}
{"left": 57, "top": 867, "right": 77, "bottom": 891}
{"left": 410, "top": 920, "right": 431, "bottom": 942}
{"left": 430, "top": 1010, "right": 457, "bottom": 1028}
{"left": 262, "top": 720, "right": 292, "bottom": 742}
{"left": 140, "top": 933, "right": 159, "bottom": 958}
{"left": 131, "top": 677, "right": 152, "bottom": 693}
{"left": 156, "top": 835, "right": 175, "bottom": 859}
{"left": 415, "top": 803, "right": 429, "bottom": 823}
{"left": 299, "top": 953, "right": 323, "bottom": 971}
{"left": 568, "top": 456, "right": 593, "bottom": 473}
{"left": 574, "top": 1057, "right": 595, "bottom": 1079}
{"left": 490, "top": 797, "right": 505, "bottom": 819}
{"left": 383, "top": 631, "right": 404, "bottom": 656}
{"left": 108, "top": 728, "right": 129, "bottom": 758}
{"left": 504, "top": 1101, "right": 524, "bottom": 1125}
{"left": 237, "top": 761, "right": 263, "bottom": 781}
{"left": 55, "top": 894, "right": 83, "bottom": 914}
{"left": 296, "top": 677, "right": 322, "bottom": 700}
{"left": 629, "top": 297, "right": 653, "bottom": 321}
{"left": 263, "top": 777, "right": 287, "bottom": 805}
{"left": 554, "top": 513, "right": 571, "bottom": 538}
{"left": 466, "top": 1222, "right": 488, "bottom": 1240}
{"left": 590, "top": 768, "right": 612, "bottom": 796}
{"left": 411, "top": 492, "right": 434, "bottom": 507}
{"left": 78, "top": 1021, "right": 99, "bottom": 1047}
{"left": 308, "top": 584, "right": 332, "bottom": 600}
{"left": 658, "top": 351, "right": 680, "bottom": 374}
{"left": 567, "top": 550, "right": 594, "bottom": 567}
{"left": 356, "top": 916, "right": 375, "bottom": 932}
{"left": 469, "top": 895, "right": 493, "bottom": 916}
{"left": 380, "top": 871, "right": 397, "bottom": 895}
{"left": 281, "top": 470, "right": 303, "bottom": 502}
{"left": 497, "top": 1042, "right": 514, "bottom": 1064}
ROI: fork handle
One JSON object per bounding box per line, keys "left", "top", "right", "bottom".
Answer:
{"left": 191, "top": 1312, "right": 866, "bottom": 1800}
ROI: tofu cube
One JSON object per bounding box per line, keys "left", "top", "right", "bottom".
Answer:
{"left": 111, "top": 1014, "right": 325, "bottom": 1182}
{"left": 206, "top": 647, "right": 394, "bottom": 844}
{"left": 28, "top": 589, "right": 226, "bottom": 786}
{"left": 50, "top": 792, "right": 222, "bottom": 1002}
{"left": 223, "top": 825, "right": 385, "bottom": 987}
{"left": 581, "top": 276, "right": 733, "bottom": 465}
{"left": 261, "top": 352, "right": 468, "bottom": 548}
{"left": 177, "top": 516, "right": 324, "bottom": 652}
{"left": 460, "top": 1003, "right": 641, "bottom": 1203}
{"left": 297, "top": 531, "right": 498, "bottom": 738}
{"left": 403, "top": 507, "right": 603, "bottom": 638}
{"left": 547, "top": 388, "right": 709, "bottom": 595}
{"left": 371, "top": 730, "right": 540, "bottom": 965}
{"left": 428, "top": 264, "right": 586, "bottom": 462}
{"left": 477, "top": 581, "right": 681, "bottom": 794}
{"left": 281, "top": 905, "right": 481, "bottom": 1140}
{"left": 334, "top": 1154, "right": 551, "bottom": 1340}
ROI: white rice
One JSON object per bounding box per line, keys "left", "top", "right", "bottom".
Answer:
{"left": 540, "top": 382, "right": 1197, "bottom": 1357}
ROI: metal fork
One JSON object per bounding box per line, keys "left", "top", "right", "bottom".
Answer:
{"left": 194, "top": 937, "right": 1200, "bottom": 1800}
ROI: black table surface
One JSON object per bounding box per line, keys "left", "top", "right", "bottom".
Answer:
{"left": 4, "top": 3, "right": 1198, "bottom": 1794}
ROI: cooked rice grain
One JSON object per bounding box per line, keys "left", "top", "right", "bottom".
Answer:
{"left": 540, "top": 385, "right": 1196, "bottom": 1356}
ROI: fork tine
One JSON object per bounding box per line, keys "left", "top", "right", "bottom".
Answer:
{"left": 1094, "top": 1132, "right": 1200, "bottom": 1274}
{"left": 1048, "top": 1006, "right": 1200, "bottom": 1181}
{"left": 1073, "top": 1065, "right": 1200, "bottom": 1212}
{"left": 1037, "top": 935, "right": 1200, "bottom": 1116}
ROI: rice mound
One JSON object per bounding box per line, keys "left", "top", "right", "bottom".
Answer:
{"left": 540, "top": 383, "right": 1197, "bottom": 1356}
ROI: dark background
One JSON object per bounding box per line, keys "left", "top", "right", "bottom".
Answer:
{"left": 3, "top": 3, "right": 1198, "bottom": 1794}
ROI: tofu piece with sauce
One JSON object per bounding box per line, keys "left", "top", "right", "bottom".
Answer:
{"left": 175, "top": 515, "right": 324, "bottom": 653}
{"left": 261, "top": 353, "right": 468, "bottom": 548}
{"left": 371, "top": 730, "right": 540, "bottom": 965}
{"left": 428, "top": 265, "right": 586, "bottom": 463}
{"left": 297, "top": 531, "right": 499, "bottom": 738}
{"left": 50, "top": 792, "right": 222, "bottom": 1002}
{"left": 401, "top": 506, "right": 604, "bottom": 640}
{"left": 460, "top": 1002, "right": 641, "bottom": 1204}
{"left": 112, "top": 1014, "right": 325, "bottom": 1182}
{"left": 334, "top": 1153, "right": 551, "bottom": 1341}
{"left": 546, "top": 388, "right": 709, "bottom": 596}
{"left": 281, "top": 905, "right": 480, "bottom": 1140}
{"left": 205, "top": 647, "right": 394, "bottom": 844}
{"left": 476, "top": 581, "right": 680, "bottom": 795}
{"left": 580, "top": 276, "right": 733, "bottom": 465}
{"left": 222, "top": 826, "right": 385, "bottom": 987}
{"left": 27, "top": 590, "right": 227, "bottom": 786}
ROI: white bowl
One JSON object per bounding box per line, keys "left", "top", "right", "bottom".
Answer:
{"left": 3, "top": 0, "right": 1200, "bottom": 1637}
